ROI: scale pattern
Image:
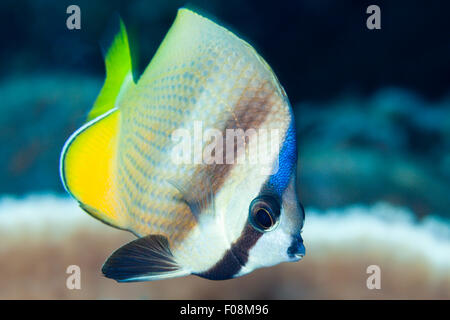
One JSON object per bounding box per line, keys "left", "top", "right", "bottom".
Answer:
{"left": 113, "top": 10, "right": 292, "bottom": 247}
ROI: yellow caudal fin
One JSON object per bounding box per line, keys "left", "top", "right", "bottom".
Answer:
{"left": 87, "top": 15, "right": 135, "bottom": 121}
{"left": 60, "top": 108, "right": 127, "bottom": 230}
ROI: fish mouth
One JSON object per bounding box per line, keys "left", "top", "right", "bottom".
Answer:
{"left": 290, "top": 251, "right": 305, "bottom": 261}
{"left": 287, "top": 235, "right": 305, "bottom": 261}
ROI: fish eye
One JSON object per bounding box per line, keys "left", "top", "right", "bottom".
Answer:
{"left": 249, "top": 195, "right": 280, "bottom": 232}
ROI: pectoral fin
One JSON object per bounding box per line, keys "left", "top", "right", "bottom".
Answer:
{"left": 168, "top": 174, "right": 215, "bottom": 222}
{"left": 102, "top": 235, "right": 189, "bottom": 282}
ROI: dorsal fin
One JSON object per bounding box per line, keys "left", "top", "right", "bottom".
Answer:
{"left": 87, "top": 15, "right": 135, "bottom": 121}
{"left": 60, "top": 16, "right": 136, "bottom": 231}
{"left": 60, "top": 108, "right": 128, "bottom": 230}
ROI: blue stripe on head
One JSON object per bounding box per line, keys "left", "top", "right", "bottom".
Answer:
{"left": 268, "top": 118, "right": 297, "bottom": 196}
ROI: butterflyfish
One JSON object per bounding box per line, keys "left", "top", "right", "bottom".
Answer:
{"left": 60, "top": 8, "right": 305, "bottom": 282}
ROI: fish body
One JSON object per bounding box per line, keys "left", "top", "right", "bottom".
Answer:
{"left": 60, "top": 9, "right": 305, "bottom": 281}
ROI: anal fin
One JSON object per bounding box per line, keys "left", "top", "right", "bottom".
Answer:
{"left": 102, "top": 235, "right": 189, "bottom": 282}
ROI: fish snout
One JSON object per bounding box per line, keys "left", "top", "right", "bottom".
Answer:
{"left": 287, "top": 234, "right": 305, "bottom": 261}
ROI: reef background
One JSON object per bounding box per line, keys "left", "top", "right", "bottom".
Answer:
{"left": 0, "top": 0, "right": 448, "bottom": 299}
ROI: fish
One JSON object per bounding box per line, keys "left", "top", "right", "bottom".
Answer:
{"left": 59, "top": 8, "right": 305, "bottom": 282}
